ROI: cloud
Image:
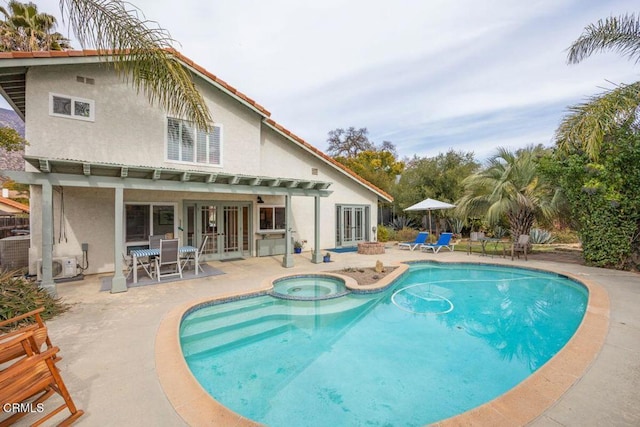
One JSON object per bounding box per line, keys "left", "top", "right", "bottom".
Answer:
{"left": 7, "top": 0, "right": 640, "bottom": 162}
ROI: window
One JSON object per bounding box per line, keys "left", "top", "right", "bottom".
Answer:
{"left": 49, "top": 93, "right": 95, "bottom": 121}
{"left": 167, "top": 118, "right": 222, "bottom": 165}
{"left": 125, "top": 204, "right": 176, "bottom": 250}
{"left": 259, "top": 206, "right": 285, "bottom": 231}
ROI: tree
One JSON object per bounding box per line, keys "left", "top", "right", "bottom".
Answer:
{"left": 557, "top": 13, "right": 640, "bottom": 160}
{"left": 326, "top": 127, "right": 374, "bottom": 158}
{"left": 0, "top": 1, "right": 71, "bottom": 51}
{"left": 337, "top": 149, "right": 404, "bottom": 193}
{"left": 327, "top": 127, "right": 404, "bottom": 193}
{"left": 0, "top": 127, "right": 27, "bottom": 151}
{"left": 394, "top": 150, "right": 478, "bottom": 211}
{"left": 455, "top": 146, "right": 560, "bottom": 240}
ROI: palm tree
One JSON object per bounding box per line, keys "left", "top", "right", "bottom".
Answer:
{"left": 0, "top": 0, "right": 211, "bottom": 131}
{"left": 0, "top": 1, "right": 71, "bottom": 51}
{"left": 455, "top": 146, "right": 560, "bottom": 240}
{"left": 556, "top": 13, "right": 640, "bottom": 160}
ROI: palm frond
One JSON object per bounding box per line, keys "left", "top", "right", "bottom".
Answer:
{"left": 60, "top": 0, "right": 212, "bottom": 130}
{"left": 555, "top": 81, "right": 640, "bottom": 159}
{"left": 568, "top": 14, "right": 640, "bottom": 64}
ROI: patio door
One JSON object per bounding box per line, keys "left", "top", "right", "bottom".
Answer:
{"left": 335, "top": 205, "right": 369, "bottom": 247}
{"left": 185, "top": 202, "right": 250, "bottom": 260}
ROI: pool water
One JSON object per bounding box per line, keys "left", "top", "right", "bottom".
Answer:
{"left": 180, "top": 263, "right": 588, "bottom": 426}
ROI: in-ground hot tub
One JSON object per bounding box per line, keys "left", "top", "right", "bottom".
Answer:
{"left": 269, "top": 274, "right": 351, "bottom": 300}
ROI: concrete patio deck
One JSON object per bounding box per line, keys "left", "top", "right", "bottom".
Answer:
{"left": 17, "top": 248, "right": 640, "bottom": 426}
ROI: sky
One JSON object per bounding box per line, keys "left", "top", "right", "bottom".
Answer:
{"left": 6, "top": 0, "right": 640, "bottom": 160}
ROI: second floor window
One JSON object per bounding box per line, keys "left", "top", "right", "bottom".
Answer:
{"left": 167, "top": 118, "right": 222, "bottom": 166}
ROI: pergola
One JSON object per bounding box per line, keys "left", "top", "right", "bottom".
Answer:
{"left": 4, "top": 156, "right": 333, "bottom": 295}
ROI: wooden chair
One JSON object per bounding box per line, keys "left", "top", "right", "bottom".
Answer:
{"left": 511, "top": 234, "right": 530, "bottom": 260}
{"left": 0, "top": 331, "right": 84, "bottom": 426}
{"left": 0, "top": 307, "right": 55, "bottom": 366}
{"left": 155, "top": 238, "right": 182, "bottom": 282}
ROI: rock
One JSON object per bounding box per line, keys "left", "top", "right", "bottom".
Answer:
{"left": 375, "top": 260, "right": 385, "bottom": 273}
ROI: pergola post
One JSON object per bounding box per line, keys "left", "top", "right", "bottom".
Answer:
{"left": 110, "top": 186, "right": 127, "bottom": 293}
{"left": 39, "top": 181, "right": 56, "bottom": 296}
{"left": 311, "top": 195, "right": 323, "bottom": 263}
{"left": 282, "top": 194, "right": 294, "bottom": 268}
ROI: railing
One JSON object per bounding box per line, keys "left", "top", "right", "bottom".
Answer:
{"left": 0, "top": 217, "right": 29, "bottom": 239}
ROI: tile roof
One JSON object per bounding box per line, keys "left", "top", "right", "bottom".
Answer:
{"left": 0, "top": 49, "right": 393, "bottom": 202}
{"left": 0, "top": 196, "right": 29, "bottom": 213}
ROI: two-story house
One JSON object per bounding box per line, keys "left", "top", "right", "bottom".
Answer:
{"left": 0, "top": 50, "right": 392, "bottom": 294}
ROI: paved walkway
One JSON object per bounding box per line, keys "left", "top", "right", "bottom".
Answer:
{"left": 24, "top": 248, "right": 640, "bottom": 426}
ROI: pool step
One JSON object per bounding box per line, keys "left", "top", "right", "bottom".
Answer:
{"left": 182, "top": 317, "right": 294, "bottom": 359}
{"left": 181, "top": 298, "right": 279, "bottom": 336}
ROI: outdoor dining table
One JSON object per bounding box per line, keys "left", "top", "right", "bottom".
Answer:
{"left": 477, "top": 237, "right": 504, "bottom": 258}
{"left": 130, "top": 245, "right": 199, "bottom": 283}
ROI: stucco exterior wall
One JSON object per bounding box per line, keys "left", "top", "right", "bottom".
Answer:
{"left": 24, "top": 64, "right": 263, "bottom": 175}
{"left": 19, "top": 59, "right": 384, "bottom": 274}
{"left": 260, "top": 126, "right": 379, "bottom": 249}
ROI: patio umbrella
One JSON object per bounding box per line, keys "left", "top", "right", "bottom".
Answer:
{"left": 404, "top": 198, "right": 456, "bottom": 237}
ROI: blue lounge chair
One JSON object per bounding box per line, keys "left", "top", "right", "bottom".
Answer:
{"left": 398, "top": 232, "right": 429, "bottom": 251}
{"left": 421, "top": 232, "right": 455, "bottom": 253}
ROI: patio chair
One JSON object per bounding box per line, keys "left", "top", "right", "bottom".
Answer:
{"left": 155, "top": 239, "right": 183, "bottom": 282}
{"left": 0, "top": 332, "right": 84, "bottom": 426}
{"left": 122, "top": 253, "right": 134, "bottom": 280}
{"left": 511, "top": 234, "right": 530, "bottom": 261}
{"left": 181, "top": 235, "right": 208, "bottom": 273}
{"left": 420, "top": 232, "right": 455, "bottom": 253}
{"left": 0, "top": 307, "right": 55, "bottom": 366}
{"left": 398, "top": 232, "right": 429, "bottom": 251}
{"left": 149, "top": 234, "right": 163, "bottom": 250}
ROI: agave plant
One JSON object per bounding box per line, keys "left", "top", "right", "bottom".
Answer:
{"left": 388, "top": 216, "right": 416, "bottom": 231}
{"left": 492, "top": 226, "right": 509, "bottom": 240}
{"left": 447, "top": 218, "right": 465, "bottom": 236}
{"left": 0, "top": 269, "right": 68, "bottom": 331}
{"left": 529, "top": 228, "right": 557, "bottom": 244}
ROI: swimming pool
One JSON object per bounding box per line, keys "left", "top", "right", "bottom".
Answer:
{"left": 179, "top": 262, "right": 588, "bottom": 426}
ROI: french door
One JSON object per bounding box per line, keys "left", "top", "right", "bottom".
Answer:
{"left": 335, "top": 205, "right": 369, "bottom": 247}
{"left": 184, "top": 202, "right": 250, "bottom": 260}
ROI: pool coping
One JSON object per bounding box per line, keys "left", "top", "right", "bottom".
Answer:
{"left": 154, "top": 261, "right": 609, "bottom": 427}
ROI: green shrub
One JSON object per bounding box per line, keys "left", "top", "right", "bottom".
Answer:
{"left": 0, "top": 270, "right": 68, "bottom": 332}
{"left": 396, "top": 227, "right": 419, "bottom": 243}
{"left": 377, "top": 224, "right": 391, "bottom": 242}
{"left": 541, "top": 125, "right": 640, "bottom": 270}
{"left": 552, "top": 228, "right": 580, "bottom": 244}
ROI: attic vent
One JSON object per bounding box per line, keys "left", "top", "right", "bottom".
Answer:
{"left": 76, "top": 76, "right": 95, "bottom": 85}
{"left": 311, "top": 168, "right": 318, "bottom": 176}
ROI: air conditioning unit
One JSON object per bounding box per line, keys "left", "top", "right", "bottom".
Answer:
{"left": 37, "top": 257, "right": 77, "bottom": 281}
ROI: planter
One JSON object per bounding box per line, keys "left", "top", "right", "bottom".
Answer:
{"left": 357, "top": 242, "right": 385, "bottom": 255}
{"left": 294, "top": 247, "right": 302, "bottom": 254}
{"left": 323, "top": 255, "right": 331, "bottom": 263}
